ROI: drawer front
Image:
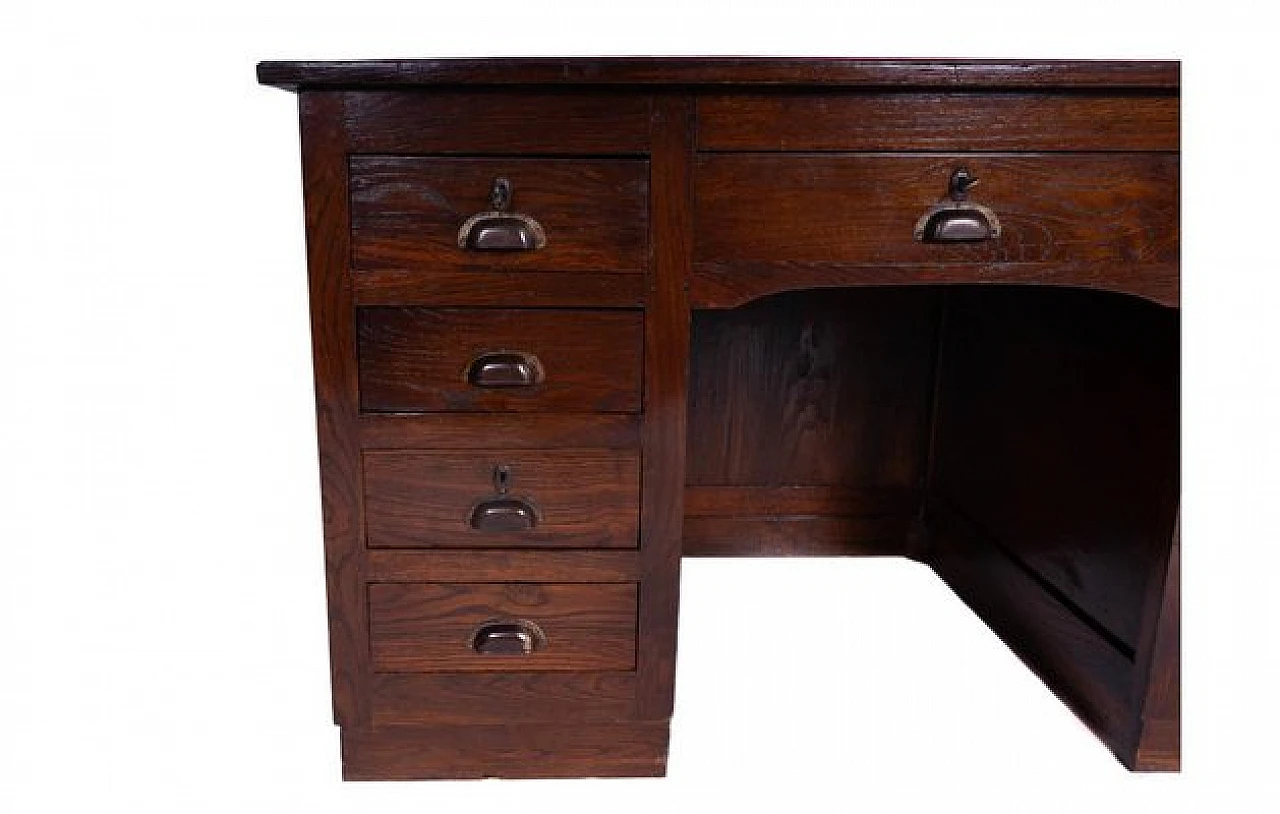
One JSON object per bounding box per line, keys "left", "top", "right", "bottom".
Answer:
{"left": 369, "top": 582, "right": 638, "bottom": 672}
{"left": 695, "top": 154, "right": 1178, "bottom": 267}
{"left": 357, "top": 308, "right": 643, "bottom": 413}
{"left": 363, "top": 449, "right": 640, "bottom": 549}
{"left": 350, "top": 157, "right": 649, "bottom": 274}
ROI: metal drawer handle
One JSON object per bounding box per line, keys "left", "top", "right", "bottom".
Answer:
{"left": 914, "top": 167, "right": 1002, "bottom": 243}
{"left": 469, "top": 497, "right": 539, "bottom": 532}
{"left": 457, "top": 178, "right": 547, "bottom": 251}
{"left": 471, "top": 620, "right": 547, "bottom": 655}
{"left": 466, "top": 351, "right": 544, "bottom": 388}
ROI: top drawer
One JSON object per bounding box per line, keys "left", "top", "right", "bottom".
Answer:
{"left": 350, "top": 157, "right": 649, "bottom": 274}
{"left": 695, "top": 153, "right": 1179, "bottom": 267}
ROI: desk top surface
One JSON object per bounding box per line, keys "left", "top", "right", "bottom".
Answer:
{"left": 257, "top": 58, "right": 1179, "bottom": 91}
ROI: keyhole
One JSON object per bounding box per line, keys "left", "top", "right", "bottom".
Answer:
{"left": 490, "top": 178, "right": 512, "bottom": 212}
{"left": 493, "top": 465, "right": 512, "bottom": 494}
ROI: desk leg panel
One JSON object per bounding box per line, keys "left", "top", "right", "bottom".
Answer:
{"left": 924, "top": 286, "right": 1180, "bottom": 770}
{"left": 634, "top": 95, "right": 695, "bottom": 720}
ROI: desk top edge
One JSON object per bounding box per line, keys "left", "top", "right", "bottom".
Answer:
{"left": 256, "top": 58, "right": 1180, "bottom": 91}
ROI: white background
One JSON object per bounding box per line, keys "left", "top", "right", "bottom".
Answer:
{"left": 2, "top": 2, "right": 1277, "bottom": 812}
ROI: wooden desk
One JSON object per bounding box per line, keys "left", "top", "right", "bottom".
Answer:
{"left": 258, "top": 58, "right": 1180, "bottom": 779}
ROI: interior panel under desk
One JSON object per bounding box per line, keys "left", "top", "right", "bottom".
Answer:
{"left": 684, "top": 288, "right": 941, "bottom": 556}
{"left": 683, "top": 283, "right": 1180, "bottom": 768}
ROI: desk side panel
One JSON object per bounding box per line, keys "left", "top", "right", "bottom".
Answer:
{"left": 925, "top": 286, "right": 1180, "bottom": 769}
{"left": 298, "top": 92, "right": 369, "bottom": 726}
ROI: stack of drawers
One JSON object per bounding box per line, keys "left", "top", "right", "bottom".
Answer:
{"left": 310, "top": 93, "right": 674, "bottom": 778}
{"left": 355, "top": 154, "right": 647, "bottom": 667}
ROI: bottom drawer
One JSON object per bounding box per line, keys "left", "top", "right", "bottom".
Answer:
{"left": 369, "top": 582, "right": 638, "bottom": 672}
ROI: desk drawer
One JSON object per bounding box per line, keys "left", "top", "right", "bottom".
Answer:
{"left": 357, "top": 308, "right": 643, "bottom": 413}
{"left": 369, "top": 582, "right": 638, "bottom": 672}
{"left": 695, "top": 154, "right": 1178, "bottom": 268}
{"left": 350, "top": 157, "right": 648, "bottom": 274}
{"left": 363, "top": 448, "right": 640, "bottom": 549}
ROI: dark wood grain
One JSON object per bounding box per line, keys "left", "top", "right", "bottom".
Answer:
{"left": 363, "top": 449, "right": 639, "bottom": 549}
{"left": 1131, "top": 517, "right": 1180, "bottom": 770}
{"left": 698, "top": 93, "right": 1178, "bottom": 151}
{"left": 342, "top": 90, "right": 651, "bottom": 153}
{"left": 924, "top": 285, "right": 1179, "bottom": 769}
{"left": 265, "top": 60, "right": 1181, "bottom": 779}
{"left": 694, "top": 154, "right": 1178, "bottom": 307}
{"left": 693, "top": 260, "right": 1180, "bottom": 310}
{"left": 368, "top": 582, "right": 638, "bottom": 672}
{"left": 683, "top": 516, "right": 909, "bottom": 556}
{"left": 685, "top": 485, "right": 919, "bottom": 517}
{"left": 928, "top": 501, "right": 1137, "bottom": 757}
{"left": 358, "top": 413, "right": 639, "bottom": 450}
{"left": 353, "top": 269, "right": 645, "bottom": 308}
{"left": 687, "top": 288, "right": 940, "bottom": 487}
{"left": 341, "top": 722, "right": 669, "bottom": 780}
{"left": 633, "top": 95, "right": 694, "bottom": 721}
{"left": 357, "top": 308, "right": 643, "bottom": 413}
{"left": 683, "top": 485, "right": 916, "bottom": 556}
{"left": 928, "top": 286, "right": 1179, "bottom": 651}
{"left": 259, "top": 59, "right": 1179, "bottom": 91}
{"left": 350, "top": 157, "right": 648, "bottom": 274}
{"left": 365, "top": 550, "right": 640, "bottom": 583}
{"left": 297, "top": 93, "right": 368, "bottom": 727}
{"left": 368, "top": 673, "right": 638, "bottom": 725}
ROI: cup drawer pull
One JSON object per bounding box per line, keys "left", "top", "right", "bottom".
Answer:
{"left": 471, "top": 620, "right": 547, "bottom": 656}
{"left": 914, "top": 167, "right": 1002, "bottom": 243}
{"left": 457, "top": 177, "right": 547, "bottom": 251}
{"left": 469, "top": 497, "right": 539, "bottom": 532}
{"left": 466, "top": 351, "right": 544, "bottom": 388}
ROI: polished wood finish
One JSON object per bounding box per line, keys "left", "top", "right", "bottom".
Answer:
{"left": 350, "top": 157, "right": 648, "bottom": 274}
{"left": 363, "top": 449, "right": 640, "bottom": 549}
{"left": 258, "top": 58, "right": 1179, "bottom": 90}
{"left": 365, "top": 550, "right": 640, "bottom": 583}
{"left": 263, "top": 58, "right": 1179, "bottom": 780}
{"left": 357, "top": 308, "right": 643, "bottom": 413}
{"left": 368, "top": 673, "right": 638, "bottom": 725}
{"left": 929, "top": 501, "right": 1136, "bottom": 753}
{"left": 358, "top": 413, "right": 639, "bottom": 450}
{"left": 341, "top": 91, "right": 651, "bottom": 154}
{"left": 1132, "top": 518, "right": 1181, "bottom": 770}
{"left": 683, "top": 516, "right": 908, "bottom": 557}
{"left": 634, "top": 95, "right": 694, "bottom": 722}
{"left": 693, "top": 259, "right": 1180, "bottom": 310}
{"left": 928, "top": 287, "right": 1179, "bottom": 651}
{"left": 925, "top": 286, "right": 1179, "bottom": 768}
{"left": 342, "top": 722, "right": 669, "bottom": 780}
{"left": 368, "top": 582, "right": 637, "bottom": 673}
{"left": 352, "top": 269, "right": 645, "bottom": 308}
{"left": 684, "top": 485, "right": 918, "bottom": 517}
{"left": 695, "top": 154, "right": 1178, "bottom": 307}
{"left": 698, "top": 93, "right": 1178, "bottom": 151}
{"left": 687, "top": 288, "right": 940, "bottom": 488}
{"left": 297, "top": 93, "right": 368, "bottom": 727}
{"left": 683, "top": 486, "right": 917, "bottom": 557}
